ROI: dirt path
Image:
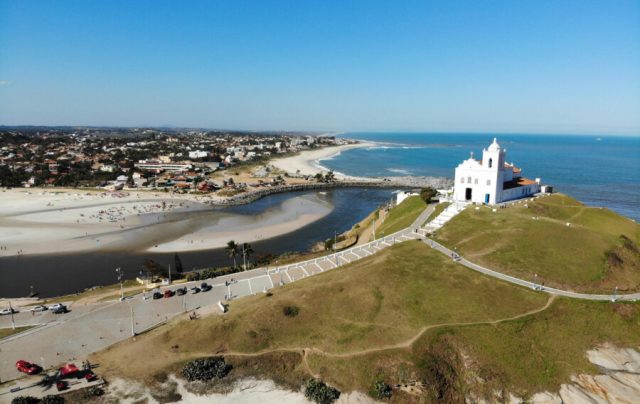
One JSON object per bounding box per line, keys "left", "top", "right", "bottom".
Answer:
{"left": 221, "top": 295, "right": 556, "bottom": 370}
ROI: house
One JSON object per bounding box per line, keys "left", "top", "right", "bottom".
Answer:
{"left": 453, "top": 138, "right": 543, "bottom": 205}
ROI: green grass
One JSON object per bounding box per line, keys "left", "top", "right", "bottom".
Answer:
{"left": 0, "top": 326, "right": 33, "bottom": 339}
{"left": 93, "top": 241, "right": 546, "bottom": 380}
{"left": 377, "top": 196, "right": 427, "bottom": 235}
{"left": 435, "top": 194, "right": 640, "bottom": 293}
{"left": 93, "top": 236, "right": 640, "bottom": 400}
{"left": 415, "top": 298, "right": 640, "bottom": 396}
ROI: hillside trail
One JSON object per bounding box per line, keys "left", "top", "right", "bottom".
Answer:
{"left": 222, "top": 295, "right": 556, "bottom": 364}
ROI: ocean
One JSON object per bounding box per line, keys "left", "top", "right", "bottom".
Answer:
{"left": 322, "top": 133, "right": 640, "bottom": 221}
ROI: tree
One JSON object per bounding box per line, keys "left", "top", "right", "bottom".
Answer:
{"left": 143, "top": 259, "right": 167, "bottom": 279}
{"left": 420, "top": 187, "right": 438, "bottom": 203}
{"left": 325, "top": 171, "right": 335, "bottom": 182}
{"left": 174, "top": 253, "right": 184, "bottom": 274}
{"left": 314, "top": 173, "right": 324, "bottom": 182}
{"left": 242, "top": 243, "right": 254, "bottom": 270}
{"left": 226, "top": 241, "right": 238, "bottom": 268}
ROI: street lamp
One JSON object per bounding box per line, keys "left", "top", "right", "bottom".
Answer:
{"left": 115, "top": 267, "right": 124, "bottom": 301}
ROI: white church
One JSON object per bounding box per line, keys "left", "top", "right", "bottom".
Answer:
{"left": 453, "top": 138, "right": 542, "bottom": 205}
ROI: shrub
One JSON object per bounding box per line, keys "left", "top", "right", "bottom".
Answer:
{"left": 11, "top": 397, "right": 39, "bottom": 404}
{"left": 373, "top": 380, "right": 393, "bottom": 399}
{"left": 42, "top": 396, "right": 65, "bottom": 404}
{"left": 88, "top": 386, "right": 104, "bottom": 397}
{"left": 420, "top": 187, "right": 437, "bottom": 203}
{"left": 265, "top": 292, "right": 273, "bottom": 297}
{"left": 182, "top": 357, "right": 231, "bottom": 382}
{"left": 304, "top": 379, "right": 341, "bottom": 404}
{"left": 283, "top": 305, "right": 299, "bottom": 317}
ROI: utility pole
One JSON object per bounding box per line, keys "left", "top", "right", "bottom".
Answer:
{"left": 334, "top": 231, "right": 337, "bottom": 250}
{"left": 116, "top": 267, "right": 123, "bottom": 301}
{"left": 129, "top": 302, "right": 135, "bottom": 336}
{"left": 9, "top": 301, "right": 15, "bottom": 330}
{"left": 242, "top": 245, "right": 246, "bottom": 270}
{"left": 168, "top": 264, "right": 172, "bottom": 285}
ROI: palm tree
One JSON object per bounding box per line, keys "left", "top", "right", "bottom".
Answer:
{"left": 226, "top": 241, "right": 238, "bottom": 268}
{"left": 242, "top": 243, "right": 254, "bottom": 270}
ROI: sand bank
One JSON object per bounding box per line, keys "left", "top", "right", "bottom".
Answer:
{"left": 270, "top": 142, "right": 374, "bottom": 178}
{"left": 0, "top": 188, "right": 332, "bottom": 257}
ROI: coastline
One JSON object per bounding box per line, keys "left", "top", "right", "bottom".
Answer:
{"left": 270, "top": 141, "right": 376, "bottom": 178}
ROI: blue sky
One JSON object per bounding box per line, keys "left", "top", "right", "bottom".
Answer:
{"left": 0, "top": 0, "right": 639, "bottom": 134}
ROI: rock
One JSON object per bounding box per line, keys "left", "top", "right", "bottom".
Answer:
{"left": 529, "top": 391, "right": 562, "bottom": 404}
{"left": 587, "top": 344, "right": 640, "bottom": 373}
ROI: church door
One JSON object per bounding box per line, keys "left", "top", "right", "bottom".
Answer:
{"left": 465, "top": 188, "right": 472, "bottom": 201}
{"left": 485, "top": 193, "right": 490, "bottom": 204}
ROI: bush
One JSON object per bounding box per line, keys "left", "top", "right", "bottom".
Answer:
{"left": 182, "top": 357, "right": 231, "bottom": 382}
{"left": 420, "top": 187, "right": 437, "bottom": 203}
{"left": 304, "top": 379, "right": 341, "bottom": 404}
{"left": 42, "top": 396, "right": 65, "bottom": 404}
{"left": 283, "top": 305, "right": 299, "bottom": 317}
{"left": 11, "top": 397, "right": 39, "bottom": 404}
{"left": 87, "top": 386, "right": 104, "bottom": 397}
{"left": 373, "top": 380, "right": 393, "bottom": 399}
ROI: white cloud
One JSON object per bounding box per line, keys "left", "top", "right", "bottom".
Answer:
{"left": 0, "top": 81, "right": 10, "bottom": 86}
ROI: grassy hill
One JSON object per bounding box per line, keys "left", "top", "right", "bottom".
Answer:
{"left": 91, "top": 239, "right": 640, "bottom": 402}
{"left": 377, "top": 195, "right": 427, "bottom": 235}
{"left": 434, "top": 194, "right": 640, "bottom": 293}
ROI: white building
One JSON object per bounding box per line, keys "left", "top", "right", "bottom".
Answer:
{"left": 188, "top": 150, "right": 209, "bottom": 159}
{"left": 453, "top": 138, "right": 541, "bottom": 205}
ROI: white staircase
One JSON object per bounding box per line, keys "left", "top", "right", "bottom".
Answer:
{"left": 424, "top": 202, "right": 468, "bottom": 231}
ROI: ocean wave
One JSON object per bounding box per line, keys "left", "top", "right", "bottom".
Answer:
{"left": 387, "top": 168, "right": 412, "bottom": 175}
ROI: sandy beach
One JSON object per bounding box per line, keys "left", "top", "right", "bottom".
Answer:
{"left": 270, "top": 141, "right": 375, "bottom": 178}
{"left": 0, "top": 188, "right": 332, "bottom": 257}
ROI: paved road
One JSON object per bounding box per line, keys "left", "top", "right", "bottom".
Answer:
{"left": 2, "top": 202, "right": 639, "bottom": 390}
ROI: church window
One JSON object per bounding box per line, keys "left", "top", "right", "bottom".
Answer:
{"left": 486, "top": 179, "right": 491, "bottom": 186}
{"left": 489, "top": 158, "right": 493, "bottom": 168}
{"left": 460, "top": 177, "right": 464, "bottom": 184}
{"left": 474, "top": 178, "right": 478, "bottom": 184}
{"left": 467, "top": 176, "right": 472, "bottom": 183}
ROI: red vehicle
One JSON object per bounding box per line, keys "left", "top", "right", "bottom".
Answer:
{"left": 56, "top": 380, "right": 68, "bottom": 391}
{"left": 84, "top": 371, "right": 97, "bottom": 382}
{"left": 59, "top": 363, "right": 80, "bottom": 377}
{"left": 163, "top": 289, "right": 174, "bottom": 298}
{"left": 16, "top": 360, "right": 41, "bottom": 375}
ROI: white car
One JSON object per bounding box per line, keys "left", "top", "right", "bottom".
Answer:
{"left": 0, "top": 308, "right": 17, "bottom": 315}
{"left": 49, "top": 303, "right": 64, "bottom": 311}
{"left": 30, "top": 305, "right": 48, "bottom": 312}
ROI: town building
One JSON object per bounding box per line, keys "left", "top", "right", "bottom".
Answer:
{"left": 453, "top": 138, "right": 541, "bottom": 205}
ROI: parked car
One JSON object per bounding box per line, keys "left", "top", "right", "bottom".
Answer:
{"left": 52, "top": 305, "right": 67, "bottom": 314}
{"left": 49, "top": 303, "right": 65, "bottom": 311}
{"left": 56, "top": 380, "right": 68, "bottom": 391}
{"left": 163, "top": 289, "right": 174, "bottom": 298}
{"left": 16, "top": 360, "right": 42, "bottom": 375}
{"left": 59, "top": 363, "right": 80, "bottom": 378}
{"left": 30, "top": 305, "right": 48, "bottom": 312}
{"left": 0, "top": 308, "right": 17, "bottom": 316}
{"left": 175, "top": 287, "right": 187, "bottom": 296}
{"left": 190, "top": 286, "right": 201, "bottom": 294}
{"left": 84, "top": 370, "right": 97, "bottom": 382}
{"left": 152, "top": 292, "right": 163, "bottom": 300}
{"left": 200, "top": 282, "right": 212, "bottom": 292}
